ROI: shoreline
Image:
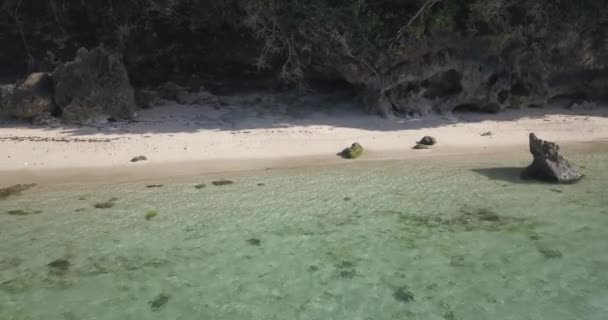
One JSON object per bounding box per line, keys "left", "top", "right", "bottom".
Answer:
{"left": 1, "top": 101, "right": 608, "bottom": 185}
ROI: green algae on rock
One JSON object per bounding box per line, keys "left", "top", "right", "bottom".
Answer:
{"left": 0, "top": 184, "right": 36, "bottom": 200}
{"left": 340, "top": 143, "right": 364, "bottom": 159}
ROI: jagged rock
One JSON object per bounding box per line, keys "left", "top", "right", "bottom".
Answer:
{"left": 53, "top": 47, "right": 137, "bottom": 124}
{"left": 158, "top": 82, "right": 189, "bottom": 101}
{"left": 417, "top": 136, "right": 437, "bottom": 146}
{"left": 568, "top": 101, "right": 597, "bottom": 111}
{"left": 135, "top": 89, "right": 161, "bottom": 109}
{"left": 0, "top": 84, "right": 15, "bottom": 116}
{"left": 1, "top": 73, "right": 56, "bottom": 119}
{"left": 32, "top": 112, "right": 61, "bottom": 127}
{"left": 340, "top": 143, "right": 364, "bottom": 159}
{"left": 176, "top": 86, "right": 219, "bottom": 105}
{"left": 521, "top": 133, "right": 583, "bottom": 183}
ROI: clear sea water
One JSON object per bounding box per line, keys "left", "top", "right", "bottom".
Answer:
{"left": 1, "top": 147, "right": 608, "bottom": 320}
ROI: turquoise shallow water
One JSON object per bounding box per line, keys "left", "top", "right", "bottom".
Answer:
{"left": 1, "top": 149, "right": 608, "bottom": 320}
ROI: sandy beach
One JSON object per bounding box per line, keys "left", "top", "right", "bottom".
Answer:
{"left": 1, "top": 94, "right": 607, "bottom": 184}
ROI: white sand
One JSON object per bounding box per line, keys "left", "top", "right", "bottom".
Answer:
{"left": 1, "top": 95, "right": 607, "bottom": 184}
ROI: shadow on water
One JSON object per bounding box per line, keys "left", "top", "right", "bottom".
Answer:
{"left": 472, "top": 167, "right": 538, "bottom": 184}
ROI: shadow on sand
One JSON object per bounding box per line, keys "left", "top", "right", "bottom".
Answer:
{"left": 472, "top": 167, "right": 537, "bottom": 184}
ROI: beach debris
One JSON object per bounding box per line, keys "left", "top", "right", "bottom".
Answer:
{"left": 339, "top": 143, "right": 364, "bottom": 159}
{"left": 0, "top": 184, "right": 36, "bottom": 200}
{"left": 6, "top": 209, "right": 42, "bottom": 216}
{"left": 131, "top": 155, "right": 148, "bottom": 163}
{"left": 212, "top": 180, "right": 234, "bottom": 186}
{"left": 48, "top": 259, "right": 71, "bottom": 272}
{"left": 417, "top": 136, "right": 437, "bottom": 146}
{"left": 481, "top": 131, "right": 493, "bottom": 136}
{"left": 145, "top": 210, "right": 158, "bottom": 220}
{"left": 412, "top": 144, "right": 430, "bottom": 150}
{"left": 393, "top": 286, "right": 415, "bottom": 303}
{"left": 247, "top": 238, "right": 262, "bottom": 246}
{"left": 149, "top": 293, "right": 170, "bottom": 311}
{"left": 194, "top": 184, "right": 206, "bottom": 189}
{"left": 521, "top": 133, "right": 582, "bottom": 183}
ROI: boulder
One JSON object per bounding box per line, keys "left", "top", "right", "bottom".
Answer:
{"left": 417, "top": 136, "right": 437, "bottom": 146}
{"left": 521, "top": 133, "right": 583, "bottom": 183}
{"left": 53, "top": 47, "right": 137, "bottom": 124}
{"left": 340, "top": 143, "right": 364, "bottom": 159}
{"left": 1, "top": 73, "right": 56, "bottom": 119}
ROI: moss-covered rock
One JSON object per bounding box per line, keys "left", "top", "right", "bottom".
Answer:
{"left": 340, "top": 143, "right": 364, "bottom": 159}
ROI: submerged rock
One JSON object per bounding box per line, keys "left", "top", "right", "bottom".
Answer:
{"left": 417, "top": 136, "right": 437, "bottom": 146}
{"left": 48, "top": 259, "right": 71, "bottom": 272}
{"left": 393, "top": 286, "right": 415, "bottom": 303}
{"left": 149, "top": 293, "right": 170, "bottom": 311}
{"left": 0, "top": 184, "right": 36, "bottom": 200}
{"left": 521, "top": 133, "right": 583, "bottom": 183}
{"left": 53, "top": 47, "right": 137, "bottom": 124}
{"left": 212, "top": 180, "right": 234, "bottom": 186}
{"left": 340, "top": 143, "right": 364, "bottom": 159}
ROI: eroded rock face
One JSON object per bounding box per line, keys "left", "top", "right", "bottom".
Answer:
{"left": 1, "top": 73, "right": 56, "bottom": 119}
{"left": 521, "top": 133, "right": 583, "bottom": 183}
{"left": 339, "top": 32, "right": 606, "bottom": 117}
{"left": 53, "top": 47, "right": 137, "bottom": 124}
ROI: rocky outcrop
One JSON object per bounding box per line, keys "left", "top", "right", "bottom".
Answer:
{"left": 521, "top": 133, "right": 583, "bottom": 183}
{"left": 0, "top": 73, "right": 56, "bottom": 119}
{"left": 339, "top": 32, "right": 607, "bottom": 117}
{"left": 53, "top": 47, "right": 137, "bottom": 124}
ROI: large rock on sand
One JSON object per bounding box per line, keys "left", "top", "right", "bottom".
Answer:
{"left": 53, "top": 47, "right": 137, "bottom": 124}
{"left": 0, "top": 73, "right": 56, "bottom": 119}
{"left": 521, "top": 133, "right": 583, "bottom": 183}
